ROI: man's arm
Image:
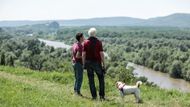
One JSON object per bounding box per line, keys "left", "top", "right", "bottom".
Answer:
{"left": 99, "top": 41, "right": 105, "bottom": 68}
{"left": 82, "top": 51, "right": 86, "bottom": 66}
{"left": 76, "top": 51, "right": 82, "bottom": 58}
{"left": 100, "top": 51, "right": 105, "bottom": 67}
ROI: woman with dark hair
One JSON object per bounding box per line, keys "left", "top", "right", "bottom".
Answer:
{"left": 72, "top": 32, "right": 85, "bottom": 96}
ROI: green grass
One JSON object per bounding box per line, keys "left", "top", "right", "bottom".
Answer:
{"left": 0, "top": 66, "right": 190, "bottom": 107}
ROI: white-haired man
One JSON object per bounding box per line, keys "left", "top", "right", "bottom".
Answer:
{"left": 82, "top": 28, "right": 105, "bottom": 100}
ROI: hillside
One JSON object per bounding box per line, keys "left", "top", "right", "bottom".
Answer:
{"left": 58, "top": 17, "right": 144, "bottom": 26}
{"left": 1, "top": 13, "right": 190, "bottom": 27}
{"left": 141, "top": 13, "right": 190, "bottom": 27}
{"left": 0, "top": 66, "right": 190, "bottom": 107}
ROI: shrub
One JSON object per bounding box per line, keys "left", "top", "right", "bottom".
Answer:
{"left": 170, "top": 60, "right": 182, "bottom": 78}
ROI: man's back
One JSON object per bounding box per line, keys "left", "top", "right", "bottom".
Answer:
{"left": 83, "top": 37, "right": 103, "bottom": 63}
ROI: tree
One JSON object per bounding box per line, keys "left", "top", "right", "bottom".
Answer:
{"left": 27, "top": 39, "right": 41, "bottom": 55}
{"left": 117, "top": 66, "right": 134, "bottom": 83}
{"left": 30, "top": 55, "right": 46, "bottom": 70}
{"left": 5, "top": 52, "right": 16, "bottom": 66}
{"left": 48, "top": 21, "right": 60, "bottom": 29}
{"left": 153, "top": 63, "right": 160, "bottom": 71}
{"left": 170, "top": 61, "right": 182, "bottom": 78}
{"left": 0, "top": 53, "right": 5, "bottom": 65}
{"left": 179, "top": 44, "right": 188, "bottom": 52}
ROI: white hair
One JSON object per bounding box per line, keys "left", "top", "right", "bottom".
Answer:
{"left": 88, "top": 27, "right": 96, "bottom": 37}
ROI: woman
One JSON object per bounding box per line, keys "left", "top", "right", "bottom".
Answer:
{"left": 72, "top": 32, "right": 85, "bottom": 96}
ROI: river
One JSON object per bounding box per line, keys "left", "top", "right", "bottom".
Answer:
{"left": 39, "top": 38, "right": 110, "bottom": 59}
{"left": 127, "top": 62, "right": 190, "bottom": 92}
{"left": 38, "top": 38, "right": 71, "bottom": 50}
{"left": 39, "top": 38, "right": 190, "bottom": 92}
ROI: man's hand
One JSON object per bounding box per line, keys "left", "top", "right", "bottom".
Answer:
{"left": 83, "top": 63, "right": 87, "bottom": 69}
{"left": 102, "top": 65, "right": 106, "bottom": 74}
{"left": 82, "top": 51, "right": 86, "bottom": 69}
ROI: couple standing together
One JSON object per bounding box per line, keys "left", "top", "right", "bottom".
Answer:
{"left": 72, "top": 28, "right": 105, "bottom": 100}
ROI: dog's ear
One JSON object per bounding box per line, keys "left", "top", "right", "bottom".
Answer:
{"left": 116, "top": 82, "right": 119, "bottom": 88}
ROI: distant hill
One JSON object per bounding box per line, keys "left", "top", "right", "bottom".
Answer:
{"left": 140, "top": 13, "right": 190, "bottom": 27}
{"left": 0, "top": 13, "right": 190, "bottom": 27}
{"left": 0, "top": 20, "right": 48, "bottom": 27}
{"left": 58, "top": 17, "right": 145, "bottom": 26}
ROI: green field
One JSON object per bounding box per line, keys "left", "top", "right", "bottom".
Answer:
{"left": 0, "top": 66, "right": 190, "bottom": 107}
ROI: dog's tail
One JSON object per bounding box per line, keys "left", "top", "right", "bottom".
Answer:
{"left": 136, "top": 81, "right": 142, "bottom": 88}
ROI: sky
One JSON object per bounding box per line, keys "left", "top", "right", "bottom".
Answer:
{"left": 0, "top": 0, "right": 190, "bottom": 21}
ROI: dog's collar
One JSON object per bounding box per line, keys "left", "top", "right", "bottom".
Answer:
{"left": 119, "top": 83, "right": 126, "bottom": 89}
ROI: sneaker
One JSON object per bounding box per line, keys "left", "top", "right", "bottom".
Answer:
{"left": 100, "top": 96, "right": 105, "bottom": 101}
{"left": 91, "top": 97, "right": 97, "bottom": 100}
{"left": 77, "top": 93, "right": 83, "bottom": 97}
{"left": 74, "top": 92, "right": 83, "bottom": 97}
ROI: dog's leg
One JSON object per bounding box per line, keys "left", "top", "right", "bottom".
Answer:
{"left": 134, "top": 93, "right": 140, "bottom": 103}
{"left": 134, "top": 91, "right": 141, "bottom": 103}
{"left": 137, "top": 90, "right": 141, "bottom": 103}
{"left": 120, "top": 91, "right": 125, "bottom": 103}
{"left": 134, "top": 93, "right": 138, "bottom": 103}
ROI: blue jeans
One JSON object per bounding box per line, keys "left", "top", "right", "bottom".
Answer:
{"left": 86, "top": 61, "right": 105, "bottom": 98}
{"left": 73, "top": 62, "right": 83, "bottom": 94}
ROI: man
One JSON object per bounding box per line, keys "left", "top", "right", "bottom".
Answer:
{"left": 72, "top": 32, "right": 85, "bottom": 96}
{"left": 82, "top": 28, "right": 105, "bottom": 100}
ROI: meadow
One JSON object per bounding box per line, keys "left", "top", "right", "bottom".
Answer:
{"left": 0, "top": 66, "right": 190, "bottom": 107}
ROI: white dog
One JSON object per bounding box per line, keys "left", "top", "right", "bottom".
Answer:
{"left": 116, "top": 81, "right": 142, "bottom": 103}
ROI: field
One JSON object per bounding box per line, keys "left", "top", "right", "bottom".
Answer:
{"left": 0, "top": 66, "right": 190, "bottom": 107}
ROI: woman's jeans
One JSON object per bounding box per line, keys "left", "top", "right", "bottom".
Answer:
{"left": 73, "top": 62, "right": 83, "bottom": 94}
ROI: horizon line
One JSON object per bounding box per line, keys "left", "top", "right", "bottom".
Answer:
{"left": 0, "top": 12, "right": 189, "bottom": 22}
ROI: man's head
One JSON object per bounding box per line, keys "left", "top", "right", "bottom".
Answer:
{"left": 88, "top": 28, "right": 96, "bottom": 37}
{"left": 76, "top": 32, "right": 84, "bottom": 42}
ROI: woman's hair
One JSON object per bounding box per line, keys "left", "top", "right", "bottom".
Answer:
{"left": 88, "top": 28, "right": 96, "bottom": 37}
{"left": 76, "top": 32, "right": 83, "bottom": 41}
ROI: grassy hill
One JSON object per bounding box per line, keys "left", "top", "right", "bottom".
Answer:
{"left": 0, "top": 66, "right": 190, "bottom": 107}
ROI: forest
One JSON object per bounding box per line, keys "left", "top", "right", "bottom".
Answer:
{"left": 1, "top": 23, "right": 190, "bottom": 82}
